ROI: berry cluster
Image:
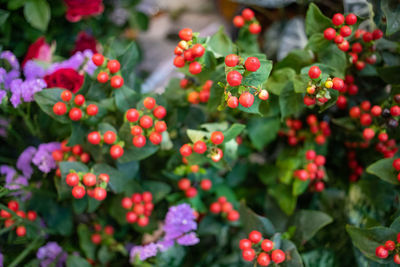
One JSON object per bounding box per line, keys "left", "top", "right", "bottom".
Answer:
{"left": 375, "top": 234, "right": 400, "bottom": 264}
{"left": 240, "top": 231, "right": 286, "bottom": 265}
{"left": 376, "top": 137, "right": 398, "bottom": 158}
{"left": 91, "top": 223, "right": 114, "bottom": 245}
{"left": 121, "top": 192, "right": 153, "bottom": 227}
{"left": 303, "top": 66, "right": 344, "bottom": 106}
{"left": 66, "top": 171, "right": 109, "bottom": 201}
{"left": 293, "top": 150, "right": 326, "bottom": 192}
{"left": 87, "top": 130, "right": 125, "bottom": 159}
{"left": 347, "top": 151, "right": 363, "bottom": 182}
{"left": 180, "top": 131, "right": 225, "bottom": 163}
{"left": 232, "top": 8, "right": 261, "bottom": 34}
{"left": 323, "top": 13, "right": 357, "bottom": 51}
{"left": 126, "top": 97, "right": 167, "bottom": 147}
{"left": 306, "top": 115, "right": 331, "bottom": 144}
{"left": 178, "top": 177, "right": 212, "bottom": 198}
{"left": 336, "top": 74, "right": 358, "bottom": 109}
{"left": 181, "top": 79, "right": 212, "bottom": 104}
{"left": 0, "top": 200, "right": 37, "bottom": 237}
{"left": 209, "top": 196, "right": 240, "bottom": 222}
{"left": 53, "top": 141, "right": 91, "bottom": 177}
{"left": 53, "top": 90, "right": 98, "bottom": 120}
{"left": 224, "top": 54, "right": 268, "bottom": 109}
{"left": 92, "top": 54, "right": 124, "bottom": 88}
{"left": 393, "top": 159, "right": 400, "bottom": 182}
{"left": 173, "top": 28, "right": 206, "bottom": 75}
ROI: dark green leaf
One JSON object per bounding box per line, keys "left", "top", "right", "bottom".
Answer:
{"left": 292, "top": 210, "right": 333, "bottom": 244}
{"left": 34, "top": 88, "right": 70, "bottom": 124}
{"left": 377, "top": 66, "right": 400, "bottom": 84}
{"left": 366, "top": 158, "right": 400, "bottom": 185}
{"left": 275, "top": 49, "right": 313, "bottom": 73}
{"left": 265, "top": 68, "right": 296, "bottom": 95}
{"left": 78, "top": 224, "right": 96, "bottom": 259}
{"left": 268, "top": 184, "right": 297, "bottom": 215}
{"left": 279, "top": 82, "right": 304, "bottom": 119}
{"left": 23, "top": 0, "right": 50, "bottom": 32}
{"left": 222, "top": 123, "right": 245, "bottom": 142}
{"left": 248, "top": 116, "right": 280, "bottom": 150}
{"left": 0, "top": 9, "right": 10, "bottom": 25}
{"left": 305, "top": 3, "right": 331, "bottom": 36}
{"left": 381, "top": 0, "right": 400, "bottom": 35}
{"left": 239, "top": 203, "right": 275, "bottom": 236}
{"left": 114, "top": 86, "right": 138, "bottom": 112}
{"left": 207, "top": 27, "right": 234, "bottom": 58}
{"left": 66, "top": 255, "right": 92, "bottom": 267}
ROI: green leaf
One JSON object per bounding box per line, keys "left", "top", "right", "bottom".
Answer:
{"left": 23, "top": 0, "right": 50, "bottom": 32}
{"left": 207, "top": 27, "right": 234, "bottom": 58}
{"left": 142, "top": 181, "right": 171, "bottom": 203}
{"left": 92, "top": 163, "right": 130, "bottom": 193}
{"left": 265, "top": 68, "right": 296, "bottom": 95}
{"left": 201, "top": 122, "right": 229, "bottom": 132}
{"left": 293, "top": 74, "right": 309, "bottom": 93}
{"left": 280, "top": 239, "right": 303, "bottom": 267}
{"left": 366, "top": 158, "right": 399, "bottom": 185}
{"left": 292, "top": 179, "right": 309, "bottom": 196}
{"left": 248, "top": 116, "right": 280, "bottom": 150}
{"left": 301, "top": 249, "right": 335, "bottom": 267}
{"left": 279, "top": 82, "right": 304, "bottom": 119}
{"left": 239, "top": 203, "right": 275, "bottom": 236}
{"left": 305, "top": 3, "right": 331, "bottom": 36}
{"left": 59, "top": 161, "right": 89, "bottom": 179}
{"left": 186, "top": 129, "right": 208, "bottom": 143}
{"left": 34, "top": 88, "right": 69, "bottom": 124}
{"left": 118, "top": 144, "right": 159, "bottom": 163}
{"left": 292, "top": 210, "right": 333, "bottom": 244}
{"left": 242, "top": 54, "right": 273, "bottom": 87}
{"left": 78, "top": 224, "right": 96, "bottom": 259}
{"left": 222, "top": 123, "right": 245, "bottom": 142}
{"left": 318, "top": 44, "right": 347, "bottom": 78}
{"left": 66, "top": 255, "right": 92, "bottom": 267}
{"left": 0, "top": 9, "right": 10, "bottom": 25}
{"left": 381, "top": 0, "right": 400, "bottom": 35}
{"left": 275, "top": 49, "right": 313, "bottom": 73}
{"left": 346, "top": 225, "right": 397, "bottom": 262}
{"left": 114, "top": 86, "right": 138, "bottom": 112}
{"left": 8, "top": 0, "right": 26, "bottom": 10}
{"left": 68, "top": 122, "right": 88, "bottom": 146}
{"left": 268, "top": 184, "right": 297, "bottom": 215}
{"left": 377, "top": 66, "right": 400, "bottom": 84}
{"left": 306, "top": 33, "right": 330, "bottom": 53}
{"left": 98, "top": 245, "right": 113, "bottom": 264}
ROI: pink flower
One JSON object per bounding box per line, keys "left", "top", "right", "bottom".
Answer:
{"left": 22, "top": 37, "right": 52, "bottom": 67}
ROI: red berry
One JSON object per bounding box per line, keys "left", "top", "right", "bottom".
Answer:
{"left": 86, "top": 104, "right": 98, "bottom": 116}
{"left": 16, "top": 210, "right": 25, "bottom": 218}
{"left": 179, "top": 28, "right": 192, "bottom": 41}
{"left": 233, "top": 16, "right": 245, "bottom": 27}
{"left": 153, "top": 106, "right": 167, "bottom": 119}
{"left": 192, "top": 44, "right": 205, "bottom": 58}
{"left": 372, "top": 29, "right": 383, "bottom": 40}
{"left": 340, "top": 26, "right": 352, "bottom": 37}
{"left": 103, "top": 131, "right": 117, "bottom": 144}
{"left": 200, "top": 179, "right": 212, "bottom": 190}
{"left": 306, "top": 150, "right": 316, "bottom": 160}
{"left": 239, "top": 92, "right": 254, "bottom": 108}
{"left": 16, "top": 226, "right": 26, "bottom": 237}
{"left": 189, "top": 62, "right": 202, "bottom": 75}
{"left": 126, "top": 211, "right": 137, "bottom": 223}
{"left": 371, "top": 105, "right": 382, "bottom": 116}
{"left": 271, "top": 249, "right": 286, "bottom": 263}
{"left": 8, "top": 201, "right": 19, "bottom": 212}
{"left": 218, "top": 196, "right": 227, "bottom": 203}
{"left": 210, "top": 202, "right": 221, "bottom": 214}
{"left": 227, "top": 96, "right": 239, "bottom": 108}
{"left": 126, "top": 108, "right": 139, "bottom": 122}
{"left": 385, "top": 240, "right": 396, "bottom": 251}
{"left": 178, "top": 178, "right": 191, "bottom": 191}
{"left": 308, "top": 66, "right": 321, "bottom": 79}
{"left": 121, "top": 197, "right": 133, "bottom": 209}
{"left": 391, "top": 105, "right": 400, "bottom": 116}
{"left": 366, "top": 54, "right": 377, "bottom": 64}
{"left": 140, "top": 115, "right": 153, "bottom": 129}
{"left": 324, "top": 28, "right": 336, "bottom": 40}
{"left": 173, "top": 56, "right": 185, "bottom": 68}
{"left": 249, "top": 23, "right": 261, "bottom": 34}
{"left": 180, "top": 144, "right": 192, "bottom": 157}
{"left": 27, "top": 211, "right": 37, "bottom": 221}
{"left": 304, "top": 96, "right": 316, "bottom": 106}
{"left": 71, "top": 145, "right": 83, "bottom": 156}
{"left": 93, "top": 187, "right": 107, "bottom": 201}
{"left": 142, "top": 192, "right": 153, "bottom": 203}
{"left": 332, "top": 77, "right": 344, "bottom": 90}
{"left": 352, "top": 43, "right": 363, "bottom": 53}
{"left": 66, "top": 173, "right": 80, "bottom": 186}
{"left": 239, "top": 239, "right": 252, "bottom": 250}
{"left": 315, "top": 155, "right": 326, "bottom": 166}
{"left": 154, "top": 121, "right": 167, "bottom": 133}
{"left": 180, "top": 78, "right": 189, "bottom": 89}
{"left": 355, "top": 61, "right": 366, "bottom": 70}
{"left": 137, "top": 216, "right": 149, "bottom": 227}
{"left": 0, "top": 210, "right": 11, "bottom": 219}
{"left": 248, "top": 230, "right": 262, "bottom": 243}
{"left": 332, "top": 13, "right": 345, "bottom": 26}
{"left": 52, "top": 149, "right": 63, "bottom": 161}
{"left": 395, "top": 254, "right": 400, "bottom": 264}
{"left": 227, "top": 210, "right": 240, "bottom": 221}
{"left": 210, "top": 131, "right": 224, "bottom": 145}
{"left": 363, "top": 128, "right": 375, "bottom": 141}
{"left": 259, "top": 90, "right": 269, "bottom": 100}
{"left": 376, "top": 245, "right": 389, "bottom": 259}
{"left": 296, "top": 169, "right": 309, "bottom": 181}
{"left": 107, "top": 60, "right": 120, "bottom": 74}
{"left": 314, "top": 181, "right": 325, "bottom": 192}
{"left": 349, "top": 106, "right": 361, "bottom": 118}
{"left": 110, "top": 75, "right": 124, "bottom": 88}
{"left": 360, "top": 113, "right": 372, "bottom": 126}
{"left": 61, "top": 90, "right": 72, "bottom": 102}
{"left": 53, "top": 102, "right": 67, "bottom": 116}
{"left": 345, "top": 75, "right": 355, "bottom": 84}
{"left": 88, "top": 131, "right": 101, "bottom": 145}
{"left": 185, "top": 187, "right": 197, "bottom": 198}
{"left": 336, "top": 95, "right": 347, "bottom": 109}
{"left": 242, "top": 8, "right": 254, "bottom": 21}
{"left": 193, "top": 141, "right": 207, "bottom": 154}
{"left": 244, "top": 57, "right": 260, "bottom": 72}
{"left": 97, "top": 72, "right": 109, "bottom": 83}
{"left": 110, "top": 145, "right": 124, "bottom": 159}
{"left": 183, "top": 49, "right": 194, "bottom": 62}
{"left": 143, "top": 97, "right": 156, "bottom": 109}
{"left": 91, "top": 233, "right": 102, "bottom": 244}
{"left": 337, "top": 40, "right": 350, "bottom": 51}
{"left": 227, "top": 71, "right": 242, "bottom": 87}
{"left": 74, "top": 94, "right": 85, "bottom": 106}
{"left": 83, "top": 173, "right": 97, "bottom": 187}
{"left": 225, "top": 54, "right": 239, "bottom": 67}
{"left": 393, "top": 159, "right": 400, "bottom": 171}
{"left": 92, "top": 53, "right": 104, "bottom": 66}
{"left": 242, "top": 248, "right": 256, "bottom": 261}
{"left": 261, "top": 239, "right": 274, "bottom": 252}
{"left": 99, "top": 173, "right": 109, "bottom": 183}
{"left": 149, "top": 132, "right": 162, "bottom": 145}
{"left": 363, "top": 32, "right": 373, "bottom": 42}
{"left": 378, "top": 132, "right": 388, "bottom": 142}
{"left": 72, "top": 185, "right": 86, "bottom": 199}
{"left": 334, "top": 35, "right": 344, "bottom": 44}
{"left": 199, "top": 90, "right": 210, "bottom": 103}
{"left": 134, "top": 203, "right": 145, "bottom": 215}
{"left": 69, "top": 107, "right": 82, "bottom": 121}
{"left": 361, "top": 101, "right": 371, "bottom": 111}
{"left": 345, "top": 13, "right": 357, "bottom": 25}
{"left": 257, "top": 252, "right": 271, "bottom": 266}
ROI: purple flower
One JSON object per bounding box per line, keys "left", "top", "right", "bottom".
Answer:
{"left": 130, "top": 243, "right": 159, "bottom": 262}
{"left": 17, "top": 146, "right": 37, "bottom": 178}
{"left": 0, "top": 68, "right": 6, "bottom": 83}
{"left": 0, "top": 90, "right": 6, "bottom": 103}
{"left": 176, "top": 232, "right": 199, "bottom": 246}
{"left": 163, "top": 203, "right": 197, "bottom": 240}
{"left": 4, "top": 69, "right": 20, "bottom": 90}
{"left": 9, "top": 78, "right": 46, "bottom": 107}
{"left": 156, "top": 239, "right": 174, "bottom": 252}
{"left": 0, "top": 251, "right": 3, "bottom": 267}
{"left": 0, "top": 165, "right": 17, "bottom": 183}
{"left": 23, "top": 60, "right": 47, "bottom": 80}
{"left": 37, "top": 242, "right": 67, "bottom": 267}
{"left": 0, "top": 51, "right": 20, "bottom": 70}
{"left": 32, "top": 142, "right": 60, "bottom": 173}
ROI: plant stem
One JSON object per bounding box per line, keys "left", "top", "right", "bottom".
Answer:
{"left": 9, "top": 236, "right": 42, "bottom": 267}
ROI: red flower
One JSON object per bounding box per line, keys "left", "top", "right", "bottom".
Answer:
{"left": 22, "top": 37, "right": 52, "bottom": 67}
{"left": 71, "top": 32, "right": 98, "bottom": 55}
{"left": 44, "top": 68, "right": 84, "bottom": 93}
{"left": 64, "top": 0, "right": 104, "bottom": 22}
